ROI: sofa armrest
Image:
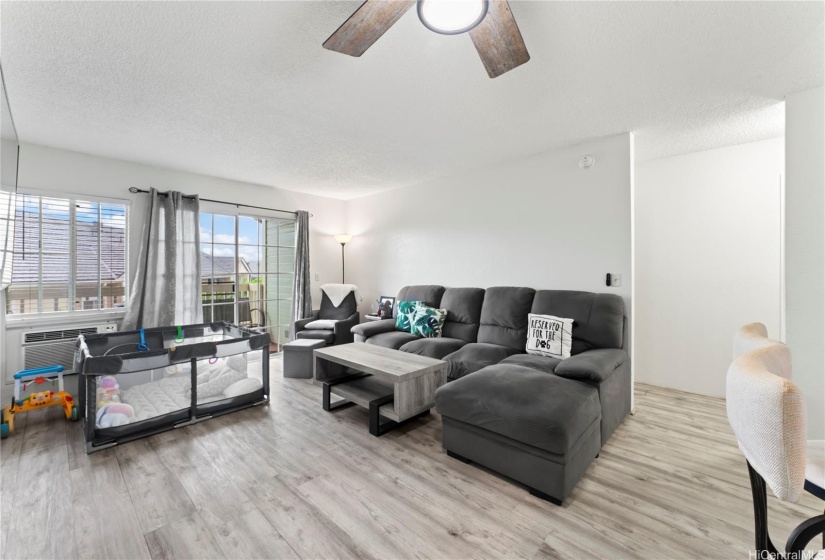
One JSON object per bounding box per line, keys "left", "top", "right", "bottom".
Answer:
{"left": 555, "top": 349, "right": 628, "bottom": 382}
{"left": 334, "top": 312, "right": 360, "bottom": 345}
{"left": 351, "top": 319, "right": 396, "bottom": 339}
{"left": 293, "top": 310, "right": 320, "bottom": 334}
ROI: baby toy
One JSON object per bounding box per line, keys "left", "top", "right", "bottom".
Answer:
{"left": 95, "top": 402, "right": 135, "bottom": 428}
{"left": 99, "top": 376, "right": 118, "bottom": 390}
{"left": 1, "top": 365, "right": 78, "bottom": 439}
{"left": 96, "top": 375, "right": 122, "bottom": 408}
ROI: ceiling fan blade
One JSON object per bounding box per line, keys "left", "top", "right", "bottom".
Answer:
{"left": 469, "top": 0, "right": 530, "bottom": 78}
{"left": 323, "top": 0, "right": 416, "bottom": 57}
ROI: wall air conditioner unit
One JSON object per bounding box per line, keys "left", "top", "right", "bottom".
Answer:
{"left": 21, "top": 325, "right": 118, "bottom": 374}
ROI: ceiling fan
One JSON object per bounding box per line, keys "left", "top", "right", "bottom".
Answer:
{"left": 323, "top": 0, "right": 530, "bottom": 78}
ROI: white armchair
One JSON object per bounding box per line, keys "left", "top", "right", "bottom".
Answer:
{"left": 726, "top": 323, "right": 824, "bottom": 556}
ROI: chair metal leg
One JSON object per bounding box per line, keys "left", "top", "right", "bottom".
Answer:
{"left": 747, "top": 460, "right": 780, "bottom": 557}
{"left": 785, "top": 514, "right": 825, "bottom": 555}
{"left": 804, "top": 479, "right": 825, "bottom": 501}
{"left": 746, "top": 460, "right": 825, "bottom": 558}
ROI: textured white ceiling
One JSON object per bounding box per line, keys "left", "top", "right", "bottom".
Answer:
{"left": 1, "top": 1, "right": 822, "bottom": 199}
{"left": 1, "top": 68, "right": 16, "bottom": 142}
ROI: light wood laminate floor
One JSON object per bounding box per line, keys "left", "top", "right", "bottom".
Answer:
{"left": 1, "top": 357, "right": 822, "bottom": 560}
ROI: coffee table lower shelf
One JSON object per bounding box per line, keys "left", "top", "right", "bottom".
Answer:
{"left": 322, "top": 373, "right": 430, "bottom": 437}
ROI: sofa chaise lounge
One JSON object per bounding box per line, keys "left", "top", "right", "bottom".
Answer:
{"left": 351, "top": 284, "right": 630, "bottom": 505}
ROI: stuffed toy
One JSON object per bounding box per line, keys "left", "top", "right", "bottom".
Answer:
{"left": 97, "top": 376, "right": 122, "bottom": 408}
{"left": 95, "top": 402, "right": 135, "bottom": 428}
{"left": 99, "top": 376, "right": 118, "bottom": 390}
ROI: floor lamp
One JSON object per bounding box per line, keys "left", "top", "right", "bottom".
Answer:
{"left": 334, "top": 234, "right": 352, "bottom": 283}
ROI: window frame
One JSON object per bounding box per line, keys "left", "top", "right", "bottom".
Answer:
{"left": 4, "top": 188, "right": 130, "bottom": 319}
{"left": 199, "top": 202, "right": 295, "bottom": 346}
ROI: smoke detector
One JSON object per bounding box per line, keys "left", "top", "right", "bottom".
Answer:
{"left": 579, "top": 155, "right": 595, "bottom": 169}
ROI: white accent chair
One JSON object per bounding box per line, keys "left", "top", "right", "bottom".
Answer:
{"left": 727, "top": 323, "right": 825, "bottom": 556}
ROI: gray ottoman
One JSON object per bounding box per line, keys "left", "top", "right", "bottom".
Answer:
{"left": 283, "top": 339, "right": 326, "bottom": 378}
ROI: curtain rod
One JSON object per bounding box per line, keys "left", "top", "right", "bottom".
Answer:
{"left": 128, "top": 187, "right": 311, "bottom": 217}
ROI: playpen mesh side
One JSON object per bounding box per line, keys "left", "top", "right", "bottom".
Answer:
{"left": 77, "top": 322, "right": 269, "bottom": 448}
{"left": 192, "top": 348, "right": 265, "bottom": 417}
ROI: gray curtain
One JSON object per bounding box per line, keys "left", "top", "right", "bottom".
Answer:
{"left": 290, "top": 210, "right": 312, "bottom": 340}
{"left": 122, "top": 188, "right": 202, "bottom": 330}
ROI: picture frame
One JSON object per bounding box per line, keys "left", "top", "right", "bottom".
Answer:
{"left": 378, "top": 296, "right": 395, "bottom": 319}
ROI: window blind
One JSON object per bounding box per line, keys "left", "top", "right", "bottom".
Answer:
{"left": 5, "top": 193, "right": 128, "bottom": 314}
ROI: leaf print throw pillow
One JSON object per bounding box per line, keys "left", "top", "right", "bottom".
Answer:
{"left": 396, "top": 300, "right": 424, "bottom": 333}
{"left": 411, "top": 306, "right": 447, "bottom": 338}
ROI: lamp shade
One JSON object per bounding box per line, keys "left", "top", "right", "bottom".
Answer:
{"left": 334, "top": 234, "right": 352, "bottom": 245}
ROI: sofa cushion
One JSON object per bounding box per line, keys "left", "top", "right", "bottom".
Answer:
{"left": 499, "top": 353, "right": 562, "bottom": 375}
{"left": 477, "top": 287, "right": 536, "bottom": 350}
{"left": 296, "top": 330, "right": 335, "bottom": 344}
{"left": 394, "top": 286, "right": 446, "bottom": 318}
{"left": 435, "top": 364, "right": 601, "bottom": 455}
{"left": 365, "top": 331, "right": 421, "bottom": 350}
{"left": 351, "top": 319, "right": 396, "bottom": 338}
{"left": 440, "top": 287, "right": 485, "bottom": 342}
{"left": 444, "top": 342, "right": 519, "bottom": 381}
{"left": 531, "top": 290, "right": 624, "bottom": 354}
{"left": 305, "top": 319, "right": 338, "bottom": 330}
{"left": 400, "top": 337, "right": 469, "bottom": 360}
{"left": 319, "top": 291, "right": 358, "bottom": 321}
{"left": 554, "top": 348, "right": 628, "bottom": 382}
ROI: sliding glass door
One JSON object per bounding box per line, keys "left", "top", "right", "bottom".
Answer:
{"left": 200, "top": 211, "right": 295, "bottom": 351}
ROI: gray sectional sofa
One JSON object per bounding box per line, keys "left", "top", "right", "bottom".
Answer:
{"left": 350, "top": 284, "right": 630, "bottom": 505}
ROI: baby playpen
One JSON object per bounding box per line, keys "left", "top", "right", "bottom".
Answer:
{"left": 76, "top": 322, "right": 270, "bottom": 453}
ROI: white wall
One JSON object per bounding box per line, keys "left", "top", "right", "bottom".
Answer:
{"left": 785, "top": 87, "right": 824, "bottom": 439}
{"left": 345, "top": 133, "right": 633, "bottom": 344}
{"left": 1, "top": 143, "right": 346, "bottom": 398}
{"left": 1, "top": 138, "right": 18, "bottom": 190}
{"left": 634, "top": 138, "right": 784, "bottom": 397}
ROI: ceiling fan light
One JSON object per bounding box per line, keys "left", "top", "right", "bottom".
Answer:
{"left": 418, "top": 0, "right": 488, "bottom": 35}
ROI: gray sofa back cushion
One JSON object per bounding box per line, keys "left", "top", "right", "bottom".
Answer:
{"left": 319, "top": 291, "right": 358, "bottom": 320}
{"left": 531, "top": 290, "right": 625, "bottom": 353}
{"left": 441, "top": 287, "right": 485, "bottom": 342}
{"left": 477, "top": 286, "right": 536, "bottom": 350}
{"left": 394, "top": 285, "right": 446, "bottom": 318}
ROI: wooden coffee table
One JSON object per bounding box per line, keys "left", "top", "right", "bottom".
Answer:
{"left": 313, "top": 343, "right": 447, "bottom": 436}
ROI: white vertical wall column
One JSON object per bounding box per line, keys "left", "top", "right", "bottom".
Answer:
{"left": 785, "top": 87, "right": 825, "bottom": 439}
{"left": 629, "top": 133, "right": 636, "bottom": 412}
